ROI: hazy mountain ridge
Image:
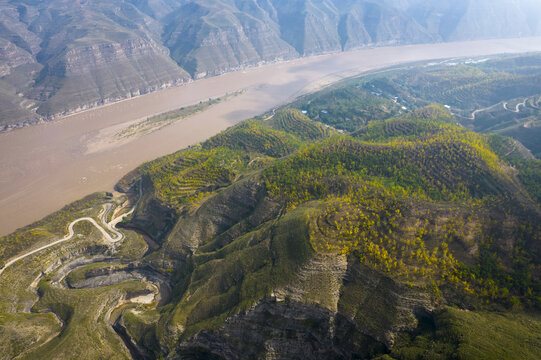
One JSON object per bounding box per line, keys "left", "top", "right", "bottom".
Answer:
{"left": 406, "top": 0, "right": 541, "bottom": 41}
{"left": 1, "top": 0, "right": 541, "bottom": 128}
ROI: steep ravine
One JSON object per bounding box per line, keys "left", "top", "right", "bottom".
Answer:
{"left": 113, "top": 316, "right": 155, "bottom": 360}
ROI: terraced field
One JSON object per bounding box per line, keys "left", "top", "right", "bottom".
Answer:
{"left": 353, "top": 54, "right": 541, "bottom": 157}
{"left": 290, "top": 84, "right": 403, "bottom": 132}
{"left": 202, "top": 120, "right": 297, "bottom": 157}
{"left": 125, "top": 110, "right": 331, "bottom": 209}
{"left": 266, "top": 109, "right": 332, "bottom": 141}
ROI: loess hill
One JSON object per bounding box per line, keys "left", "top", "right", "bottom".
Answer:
{"left": 1, "top": 64, "right": 541, "bottom": 358}
{"left": 117, "top": 106, "right": 541, "bottom": 359}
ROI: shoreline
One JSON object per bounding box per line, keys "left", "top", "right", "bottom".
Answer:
{"left": 4, "top": 37, "right": 541, "bottom": 135}
{"left": 1, "top": 37, "right": 541, "bottom": 237}
{"left": 0, "top": 53, "right": 321, "bottom": 134}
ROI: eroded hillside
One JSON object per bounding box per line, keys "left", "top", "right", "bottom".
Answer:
{"left": 2, "top": 89, "right": 540, "bottom": 359}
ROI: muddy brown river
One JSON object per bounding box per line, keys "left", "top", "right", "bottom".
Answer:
{"left": 2, "top": 37, "right": 541, "bottom": 236}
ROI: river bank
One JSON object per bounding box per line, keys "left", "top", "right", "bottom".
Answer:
{"left": 2, "top": 37, "right": 541, "bottom": 236}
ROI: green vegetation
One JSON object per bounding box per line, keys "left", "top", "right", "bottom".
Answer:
{"left": 168, "top": 207, "right": 314, "bottom": 338}
{"left": 515, "top": 160, "right": 541, "bottom": 205}
{"left": 66, "top": 262, "right": 127, "bottom": 285}
{"left": 389, "top": 307, "right": 541, "bottom": 360}
{"left": 202, "top": 119, "right": 298, "bottom": 157}
{"left": 120, "top": 308, "right": 160, "bottom": 353}
{"left": 362, "top": 59, "right": 541, "bottom": 112}
{"left": 114, "top": 230, "right": 149, "bottom": 260}
{"left": 258, "top": 115, "right": 538, "bottom": 305}
{"left": 3, "top": 55, "right": 541, "bottom": 359}
{"left": 0, "top": 190, "right": 155, "bottom": 359}
{"left": 357, "top": 54, "right": 541, "bottom": 157}
{"left": 23, "top": 280, "right": 148, "bottom": 360}
{"left": 114, "top": 93, "right": 240, "bottom": 140}
{"left": 266, "top": 108, "right": 332, "bottom": 141}
{"left": 264, "top": 124, "right": 507, "bottom": 207}
{"left": 144, "top": 147, "right": 244, "bottom": 207}
{"left": 121, "top": 109, "right": 331, "bottom": 210}
{"left": 290, "top": 83, "right": 402, "bottom": 131}
{"left": 0, "top": 193, "right": 109, "bottom": 265}
{"left": 0, "top": 313, "right": 61, "bottom": 359}
{"left": 113, "top": 99, "right": 540, "bottom": 357}
{"left": 488, "top": 135, "right": 541, "bottom": 206}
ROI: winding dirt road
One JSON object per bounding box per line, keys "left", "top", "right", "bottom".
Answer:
{"left": 468, "top": 105, "right": 494, "bottom": 120}
{"left": 503, "top": 99, "right": 527, "bottom": 113}
{"left": 0, "top": 184, "right": 141, "bottom": 276}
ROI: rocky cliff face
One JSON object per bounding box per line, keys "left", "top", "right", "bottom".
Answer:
{"left": 1, "top": 0, "right": 541, "bottom": 129}
{"left": 31, "top": 36, "right": 189, "bottom": 117}
{"left": 162, "top": 0, "right": 436, "bottom": 76}
{"left": 172, "top": 264, "right": 433, "bottom": 360}
{"left": 0, "top": 0, "right": 189, "bottom": 126}
{"left": 164, "top": 6, "right": 298, "bottom": 78}
{"left": 173, "top": 299, "right": 386, "bottom": 360}
{"left": 0, "top": 39, "right": 34, "bottom": 77}
{"left": 335, "top": 1, "right": 436, "bottom": 49}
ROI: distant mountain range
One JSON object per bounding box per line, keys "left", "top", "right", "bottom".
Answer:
{"left": 1, "top": 0, "right": 541, "bottom": 129}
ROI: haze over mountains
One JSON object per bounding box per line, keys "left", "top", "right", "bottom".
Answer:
{"left": 1, "top": 0, "right": 541, "bottom": 130}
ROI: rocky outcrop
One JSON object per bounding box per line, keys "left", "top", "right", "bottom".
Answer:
{"left": 166, "top": 256, "right": 434, "bottom": 359}
{"left": 338, "top": 261, "right": 434, "bottom": 348}
{"left": 0, "top": 0, "right": 190, "bottom": 128}
{"left": 128, "top": 176, "right": 178, "bottom": 245}
{"left": 49, "top": 38, "right": 173, "bottom": 78}
{"left": 0, "top": 39, "right": 34, "bottom": 77}
{"left": 161, "top": 0, "right": 437, "bottom": 77}
{"left": 165, "top": 177, "right": 282, "bottom": 254}
{"left": 273, "top": 0, "right": 434, "bottom": 54}
{"left": 163, "top": 2, "right": 298, "bottom": 78}
{"left": 31, "top": 36, "right": 190, "bottom": 118}
{"left": 275, "top": 253, "right": 348, "bottom": 312}
{"left": 173, "top": 299, "right": 386, "bottom": 360}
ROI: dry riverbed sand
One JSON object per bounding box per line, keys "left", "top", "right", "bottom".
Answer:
{"left": 2, "top": 37, "right": 541, "bottom": 236}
